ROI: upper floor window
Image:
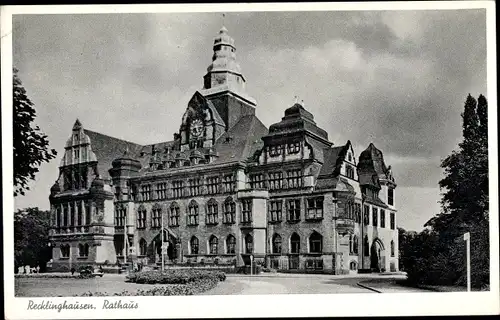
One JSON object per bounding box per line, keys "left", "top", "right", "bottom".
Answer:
{"left": 206, "top": 199, "right": 218, "bottom": 225}
{"left": 241, "top": 199, "right": 252, "bottom": 223}
{"left": 151, "top": 206, "right": 161, "bottom": 228}
{"left": 287, "top": 142, "right": 300, "bottom": 154}
{"left": 269, "top": 145, "right": 282, "bottom": 157}
{"left": 115, "top": 206, "right": 126, "bottom": 227}
{"left": 63, "top": 204, "right": 69, "bottom": 226}
{"left": 156, "top": 183, "right": 167, "bottom": 200}
{"left": 73, "top": 149, "right": 80, "bottom": 161}
{"left": 187, "top": 200, "right": 199, "bottom": 226}
{"left": 380, "top": 209, "right": 386, "bottom": 228}
{"left": 355, "top": 203, "right": 362, "bottom": 223}
{"left": 137, "top": 206, "right": 146, "bottom": 229}
{"left": 85, "top": 201, "right": 91, "bottom": 225}
{"left": 140, "top": 185, "right": 152, "bottom": 201}
{"left": 77, "top": 201, "right": 83, "bottom": 226}
{"left": 188, "top": 178, "right": 201, "bottom": 197}
{"left": 268, "top": 171, "right": 283, "bottom": 190}
{"left": 223, "top": 197, "right": 236, "bottom": 224}
{"left": 372, "top": 207, "right": 378, "bottom": 227}
{"left": 391, "top": 240, "right": 395, "bottom": 257}
{"left": 287, "top": 199, "right": 301, "bottom": 222}
{"left": 223, "top": 174, "right": 236, "bottom": 193}
{"left": 363, "top": 205, "right": 370, "bottom": 225}
{"left": 269, "top": 200, "right": 283, "bottom": 222}
{"left": 306, "top": 197, "right": 323, "bottom": 220}
{"left": 172, "top": 181, "right": 184, "bottom": 198}
{"left": 343, "top": 201, "right": 355, "bottom": 220}
{"left": 388, "top": 188, "right": 394, "bottom": 206}
{"left": 56, "top": 207, "right": 62, "bottom": 228}
{"left": 169, "top": 202, "right": 180, "bottom": 227}
{"left": 249, "top": 173, "right": 265, "bottom": 189}
{"left": 286, "top": 169, "right": 302, "bottom": 189}
{"left": 206, "top": 176, "right": 220, "bottom": 194}
{"left": 390, "top": 212, "right": 395, "bottom": 230}
{"left": 346, "top": 164, "right": 355, "bottom": 179}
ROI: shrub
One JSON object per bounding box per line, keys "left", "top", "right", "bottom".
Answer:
{"left": 126, "top": 269, "right": 226, "bottom": 285}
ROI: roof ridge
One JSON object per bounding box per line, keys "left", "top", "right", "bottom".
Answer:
{"left": 84, "top": 129, "right": 143, "bottom": 147}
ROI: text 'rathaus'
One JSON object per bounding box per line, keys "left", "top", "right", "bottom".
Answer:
{"left": 49, "top": 26, "right": 398, "bottom": 274}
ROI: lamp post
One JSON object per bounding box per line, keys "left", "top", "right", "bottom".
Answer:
{"left": 464, "top": 232, "right": 471, "bottom": 292}
{"left": 360, "top": 194, "right": 366, "bottom": 271}
{"left": 161, "top": 213, "right": 165, "bottom": 272}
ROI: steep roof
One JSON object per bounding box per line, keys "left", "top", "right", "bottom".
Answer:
{"left": 318, "top": 144, "right": 349, "bottom": 177}
{"left": 84, "top": 129, "right": 143, "bottom": 179}
{"left": 212, "top": 114, "right": 268, "bottom": 164}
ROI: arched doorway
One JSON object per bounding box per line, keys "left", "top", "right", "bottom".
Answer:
{"left": 151, "top": 229, "right": 178, "bottom": 264}
{"left": 370, "top": 238, "right": 385, "bottom": 272}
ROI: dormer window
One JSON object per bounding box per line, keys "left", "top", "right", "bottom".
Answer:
{"left": 287, "top": 142, "right": 300, "bottom": 154}
{"left": 345, "top": 164, "right": 355, "bottom": 179}
{"left": 269, "top": 145, "right": 282, "bottom": 157}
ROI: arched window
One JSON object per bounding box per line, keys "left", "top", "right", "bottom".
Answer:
{"left": 364, "top": 235, "right": 370, "bottom": 256}
{"left": 151, "top": 205, "right": 162, "bottom": 228}
{"left": 60, "top": 244, "right": 70, "bottom": 258}
{"left": 391, "top": 240, "right": 395, "bottom": 257}
{"left": 245, "top": 234, "right": 253, "bottom": 254}
{"left": 139, "top": 238, "right": 147, "bottom": 256}
{"left": 209, "top": 235, "right": 218, "bottom": 254}
{"left": 223, "top": 197, "right": 236, "bottom": 224}
{"left": 226, "top": 235, "right": 236, "bottom": 254}
{"left": 137, "top": 205, "right": 147, "bottom": 229}
{"left": 353, "top": 235, "right": 359, "bottom": 254}
{"left": 290, "top": 233, "right": 300, "bottom": 254}
{"left": 309, "top": 231, "right": 323, "bottom": 253}
{"left": 206, "top": 199, "right": 218, "bottom": 225}
{"left": 78, "top": 244, "right": 85, "bottom": 257}
{"left": 272, "top": 234, "right": 282, "bottom": 254}
{"left": 169, "top": 202, "right": 180, "bottom": 227}
{"left": 190, "top": 236, "right": 199, "bottom": 254}
{"left": 187, "top": 200, "right": 199, "bottom": 226}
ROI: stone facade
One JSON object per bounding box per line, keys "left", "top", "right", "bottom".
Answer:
{"left": 48, "top": 26, "right": 398, "bottom": 274}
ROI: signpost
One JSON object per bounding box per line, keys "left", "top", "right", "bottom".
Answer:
{"left": 464, "top": 232, "right": 471, "bottom": 292}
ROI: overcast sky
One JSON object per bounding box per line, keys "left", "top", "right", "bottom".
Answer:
{"left": 12, "top": 9, "right": 487, "bottom": 231}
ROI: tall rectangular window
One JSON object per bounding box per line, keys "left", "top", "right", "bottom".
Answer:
{"left": 223, "top": 200, "right": 236, "bottom": 224}
{"left": 115, "top": 207, "right": 126, "bottom": 227}
{"left": 56, "top": 207, "right": 61, "bottom": 228}
{"left": 137, "top": 208, "right": 146, "bottom": 229}
{"left": 249, "top": 173, "right": 265, "bottom": 189}
{"left": 363, "top": 205, "right": 370, "bottom": 225}
{"left": 388, "top": 188, "right": 394, "bottom": 206}
{"left": 355, "top": 203, "right": 362, "bottom": 223}
{"left": 306, "top": 197, "right": 324, "bottom": 220}
{"left": 380, "top": 209, "right": 386, "bottom": 228}
{"left": 287, "top": 199, "right": 301, "bottom": 222}
{"left": 268, "top": 172, "right": 283, "bottom": 190}
{"left": 70, "top": 203, "right": 75, "bottom": 226}
{"left": 269, "top": 200, "right": 282, "bottom": 222}
{"left": 206, "top": 176, "right": 220, "bottom": 194}
{"left": 169, "top": 205, "right": 180, "bottom": 227}
{"left": 172, "top": 181, "right": 184, "bottom": 198}
{"left": 241, "top": 199, "right": 252, "bottom": 223}
{"left": 223, "top": 174, "right": 236, "bottom": 193}
{"left": 286, "top": 169, "right": 302, "bottom": 189}
{"left": 390, "top": 212, "right": 395, "bottom": 230}
{"left": 346, "top": 164, "right": 355, "bottom": 179}
{"left": 156, "top": 183, "right": 167, "bottom": 200}
{"left": 188, "top": 178, "right": 201, "bottom": 196}
{"left": 140, "top": 185, "right": 151, "bottom": 201}
{"left": 151, "top": 208, "right": 161, "bottom": 228}
{"left": 372, "top": 207, "right": 378, "bottom": 227}
{"left": 85, "top": 201, "right": 91, "bottom": 225}
{"left": 187, "top": 204, "right": 199, "bottom": 226}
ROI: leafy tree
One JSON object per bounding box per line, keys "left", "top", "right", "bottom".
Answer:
{"left": 14, "top": 207, "right": 52, "bottom": 272}
{"left": 415, "top": 94, "right": 490, "bottom": 289}
{"left": 13, "top": 68, "right": 57, "bottom": 196}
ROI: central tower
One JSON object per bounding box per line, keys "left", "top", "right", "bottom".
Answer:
{"left": 200, "top": 26, "right": 257, "bottom": 130}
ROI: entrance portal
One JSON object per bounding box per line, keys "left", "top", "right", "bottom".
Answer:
{"left": 370, "top": 238, "right": 385, "bottom": 272}
{"left": 151, "top": 229, "right": 178, "bottom": 264}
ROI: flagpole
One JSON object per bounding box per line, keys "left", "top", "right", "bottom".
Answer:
{"left": 161, "top": 213, "right": 164, "bottom": 272}
{"left": 464, "top": 232, "right": 471, "bottom": 291}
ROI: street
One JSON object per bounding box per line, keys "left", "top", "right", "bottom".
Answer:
{"left": 15, "top": 273, "right": 430, "bottom": 297}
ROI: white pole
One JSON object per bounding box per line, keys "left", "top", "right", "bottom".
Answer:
{"left": 161, "top": 213, "right": 164, "bottom": 272}
{"left": 464, "top": 232, "right": 471, "bottom": 292}
{"left": 250, "top": 255, "right": 253, "bottom": 275}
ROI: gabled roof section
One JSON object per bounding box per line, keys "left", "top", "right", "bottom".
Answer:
{"left": 84, "top": 129, "right": 143, "bottom": 179}
{"left": 357, "top": 142, "right": 392, "bottom": 189}
{"left": 318, "top": 141, "right": 351, "bottom": 177}
{"left": 212, "top": 114, "right": 268, "bottom": 164}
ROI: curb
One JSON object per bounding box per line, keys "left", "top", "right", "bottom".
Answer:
{"left": 357, "top": 282, "right": 382, "bottom": 293}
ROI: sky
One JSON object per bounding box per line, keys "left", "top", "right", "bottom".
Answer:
{"left": 12, "top": 9, "right": 487, "bottom": 232}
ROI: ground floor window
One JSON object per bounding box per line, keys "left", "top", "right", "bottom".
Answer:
{"left": 272, "top": 234, "right": 282, "bottom": 254}
{"left": 139, "top": 239, "right": 147, "bottom": 256}
{"left": 78, "top": 243, "right": 89, "bottom": 257}
{"left": 290, "top": 233, "right": 300, "bottom": 253}
{"left": 350, "top": 261, "right": 357, "bottom": 270}
{"left": 60, "top": 244, "right": 70, "bottom": 258}
{"left": 226, "top": 235, "right": 236, "bottom": 254}
{"left": 245, "top": 234, "right": 253, "bottom": 254}
{"left": 190, "top": 236, "right": 199, "bottom": 254}
{"left": 309, "top": 231, "right": 323, "bottom": 253}
{"left": 209, "top": 235, "right": 219, "bottom": 254}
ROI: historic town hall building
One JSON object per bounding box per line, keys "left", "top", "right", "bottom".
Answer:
{"left": 48, "top": 26, "right": 399, "bottom": 274}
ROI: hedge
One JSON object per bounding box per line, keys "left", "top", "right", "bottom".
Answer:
{"left": 126, "top": 269, "right": 226, "bottom": 284}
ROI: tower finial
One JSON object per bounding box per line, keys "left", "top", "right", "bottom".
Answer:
{"left": 301, "top": 99, "right": 305, "bottom": 107}
{"left": 294, "top": 96, "right": 298, "bottom": 104}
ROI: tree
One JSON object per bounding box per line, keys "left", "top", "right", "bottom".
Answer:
{"left": 13, "top": 68, "right": 57, "bottom": 196}
{"left": 422, "top": 94, "right": 489, "bottom": 289}
{"left": 14, "top": 207, "right": 52, "bottom": 272}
